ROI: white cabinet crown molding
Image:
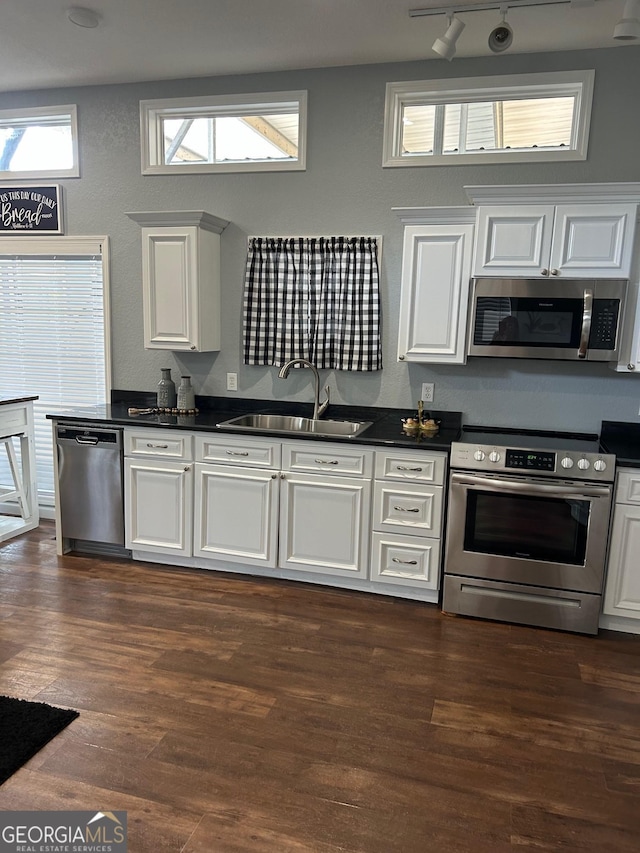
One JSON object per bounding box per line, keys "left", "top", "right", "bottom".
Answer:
{"left": 126, "top": 210, "right": 230, "bottom": 234}
{"left": 464, "top": 184, "right": 640, "bottom": 208}
{"left": 393, "top": 206, "right": 476, "bottom": 226}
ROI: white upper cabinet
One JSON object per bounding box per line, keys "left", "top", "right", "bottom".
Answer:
{"left": 473, "top": 203, "right": 637, "bottom": 279}
{"left": 127, "top": 211, "right": 229, "bottom": 351}
{"left": 395, "top": 207, "right": 475, "bottom": 364}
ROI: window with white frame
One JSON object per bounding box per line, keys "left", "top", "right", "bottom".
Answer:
{"left": 0, "top": 105, "right": 79, "bottom": 180}
{"left": 383, "top": 71, "right": 594, "bottom": 167}
{"left": 0, "top": 237, "right": 110, "bottom": 508}
{"left": 141, "top": 91, "right": 307, "bottom": 174}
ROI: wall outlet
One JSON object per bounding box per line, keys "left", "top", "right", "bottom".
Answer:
{"left": 226, "top": 372, "right": 238, "bottom": 391}
{"left": 421, "top": 382, "right": 434, "bottom": 403}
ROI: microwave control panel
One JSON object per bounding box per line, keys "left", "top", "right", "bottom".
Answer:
{"left": 589, "top": 299, "right": 620, "bottom": 349}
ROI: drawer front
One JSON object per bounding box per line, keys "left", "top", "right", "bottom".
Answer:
{"left": 283, "top": 442, "right": 373, "bottom": 478}
{"left": 373, "top": 481, "right": 443, "bottom": 536}
{"left": 196, "top": 434, "right": 281, "bottom": 468}
{"left": 371, "top": 532, "right": 440, "bottom": 589}
{"left": 125, "top": 429, "right": 193, "bottom": 461}
{"left": 615, "top": 470, "right": 640, "bottom": 505}
{"left": 375, "top": 450, "right": 446, "bottom": 485}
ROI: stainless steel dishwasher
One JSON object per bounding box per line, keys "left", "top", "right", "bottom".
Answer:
{"left": 55, "top": 423, "right": 125, "bottom": 546}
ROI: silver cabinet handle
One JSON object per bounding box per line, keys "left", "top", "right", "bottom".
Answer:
{"left": 550, "top": 268, "right": 559, "bottom": 276}
{"left": 271, "top": 473, "right": 277, "bottom": 479}
{"left": 147, "top": 443, "right": 168, "bottom": 449}
{"left": 226, "top": 450, "right": 249, "bottom": 456}
{"left": 394, "top": 506, "right": 420, "bottom": 512}
{"left": 397, "top": 466, "right": 423, "bottom": 472}
{"left": 184, "top": 466, "right": 190, "bottom": 472}
{"left": 392, "top": 557, "right": 418, "bottom": 565}
{"left": 541, "top": 268, "right": 549, "bottom": 276}
{"left": 315, "top": 458, "right": 339, "bottom": 465}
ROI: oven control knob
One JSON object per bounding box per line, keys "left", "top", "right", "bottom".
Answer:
{"left": 577, "top": 458, "right": 591, "bottom": 470}
{"left": 560, "top": 457, "right": 574, "bottom": 469}
{"left": 489, "top": 450, "right": 501, "bottom": 463}
{"left": 593, "top": 459, "right": 607, "bottom": 472}
{"left": 473, "top": 449, "right": 486, "bottom": 461}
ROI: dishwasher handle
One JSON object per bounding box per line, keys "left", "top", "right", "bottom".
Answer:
{"left": 55, "top": 424, "right": 123, "bottom": 448}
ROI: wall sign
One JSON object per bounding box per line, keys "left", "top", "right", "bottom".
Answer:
{"left": 0, "top": 185, "right": 63, "bottom": 234}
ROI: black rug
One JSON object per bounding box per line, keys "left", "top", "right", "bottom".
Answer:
{"left": 0, "top": 695, "right": 79, "bottom": 785}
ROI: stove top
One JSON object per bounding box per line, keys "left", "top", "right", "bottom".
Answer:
{"left": 452, "top": 426, "right": 615, "bottom": 482}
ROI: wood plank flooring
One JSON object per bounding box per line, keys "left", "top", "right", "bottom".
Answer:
{"left": 1, "top": 521, "right": 640, "bottom": 852}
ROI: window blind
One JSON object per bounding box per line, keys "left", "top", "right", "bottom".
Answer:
{"left": 0, "top": 248, "right": 107, "bottom": 506}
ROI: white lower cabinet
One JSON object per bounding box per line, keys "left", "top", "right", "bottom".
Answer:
{"left": 370, "top": 449, "right": 447, "bottom": 591}
{"left": 279, "top": 471, "right": 370, "bottom": 577}
{"left": 125, "top": 457, "right": 193, "bottom": 557}
{"left": 124, "top": 429, "right": 445, "bottom": 599}
{"left": 602, "top": 469, "right": 640, "bottom": 630}
{"left": 194, "top": 463, "right": 279, "bottom": 567}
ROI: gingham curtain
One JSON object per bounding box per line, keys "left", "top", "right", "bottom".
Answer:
{"left": 243, "top": 236, "right": 382, "bottom": 370}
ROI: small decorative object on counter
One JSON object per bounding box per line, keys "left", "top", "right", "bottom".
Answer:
{"left": 177, "top": 375, "right": 196, "bottom": 412}
{"left": 156, "top": 368, "right": 177, "bottom": 409}
{"left": 401, "top": 399, "right": 440, "bottom": 435}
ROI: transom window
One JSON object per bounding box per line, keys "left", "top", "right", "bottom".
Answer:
{"left": 383, "top": 71, "right": 594, "bottom": 167}
{"left": 141, "top": 91, "right": 307, "bottom": 174}
{"left": 0, "top": 105, "right": 79, "bottom": 180}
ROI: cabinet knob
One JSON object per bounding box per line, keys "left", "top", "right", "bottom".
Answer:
{"left": 190, "top": 345, "right": 196, "bottom": 351}
{"left": 271, "top": 473, "right": 277, "bottom": 479}
{"left": 550, "top": 268, "right": 559, "bottom": 276}
{"left": 628, "top": 363, "right": 636, "bottom": 371}
{"left": 184, "top": 465, "right": 190, "bottom": 472}
{"left": 399, "top": 355, "right": 405, "bottom": 361}
{"left": 280, "top": 473, "right": 285, "bottom": 479}
{"left": 541, "top": 269, "right": 549, "bottom": 276}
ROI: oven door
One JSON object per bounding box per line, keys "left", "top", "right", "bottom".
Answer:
{"left": 444, "top": 472, "right": 613, "bottom": 593}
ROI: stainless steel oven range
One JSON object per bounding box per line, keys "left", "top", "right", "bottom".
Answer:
{"left": 442, "top": 428, "right": 615, "bottom": 635}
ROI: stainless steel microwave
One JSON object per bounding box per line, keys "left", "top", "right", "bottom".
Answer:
{"left": 467, "top": 278, "right": 628, "bottom": 362}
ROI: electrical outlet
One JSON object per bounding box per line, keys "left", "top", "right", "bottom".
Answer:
{"left": 226, "top": 372, "right": 238, "bottom": 391}
{"left": 421, "top": 382, "right": 434, "bottom": 403}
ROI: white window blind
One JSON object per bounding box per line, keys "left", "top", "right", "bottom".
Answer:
{"left": 0, "top": 239, "right": 109, "bottom": 507}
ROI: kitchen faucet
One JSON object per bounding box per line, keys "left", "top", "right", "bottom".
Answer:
{"left": 278, "top": 358, "right": 330, "bottom": 420}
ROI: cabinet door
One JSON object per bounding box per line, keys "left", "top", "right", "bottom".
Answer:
{"left": 279, "top": 472, "right": 370, "bottom": 577}
{"left": 603, "top": 503, "right": 640, "bottom": 620}
{"left": 125, "top": 458, "right": 193, "bottom": 556}
{"left": 397, "top": 223, "right": 474, "bottom": 364}
{"left": 550, "top": 204, "right": 637, "bottom": 278}
{"left": 473, "top": 205, "right": 555, "bottom": 277}
{"left": 194, "top": 463, "right": 279, "bottom": 567}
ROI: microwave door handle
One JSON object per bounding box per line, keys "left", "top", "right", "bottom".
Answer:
{"left": 578, "top": 289, "right": 593, "bottom": 359}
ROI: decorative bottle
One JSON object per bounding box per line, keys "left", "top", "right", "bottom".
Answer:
{"left": 177, "top": 375, "right": 195, "bottom": 411}
{"left": 156, "top": 368, "right": 176, "bottom": 409}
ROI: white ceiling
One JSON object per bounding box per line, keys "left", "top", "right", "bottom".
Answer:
{"left": 0, "top": 0, "right": 633, "bottom": 95}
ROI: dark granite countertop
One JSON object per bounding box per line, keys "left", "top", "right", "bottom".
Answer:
{"left": 601, "top": 421, "right": 640, "bottom": 468}
{"left": 46, "top": 391, "right": 463, "bottom": 452}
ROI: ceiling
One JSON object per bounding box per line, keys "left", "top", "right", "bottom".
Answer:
{"left": 0, "top": 0, "right": 633, "bottom": 95}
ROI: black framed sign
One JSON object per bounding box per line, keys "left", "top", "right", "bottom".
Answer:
{"left": 0, "top": 185, "right": 63, "bottom": 234}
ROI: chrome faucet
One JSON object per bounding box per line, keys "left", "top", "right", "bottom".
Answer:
{"left": 278, "top": 358, "right": 330, "bottom": 420}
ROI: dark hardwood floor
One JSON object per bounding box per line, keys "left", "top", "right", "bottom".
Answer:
{"left": 1, "top": 522, "right": 640, "bottom": 852}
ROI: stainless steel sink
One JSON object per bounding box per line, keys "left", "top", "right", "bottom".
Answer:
{"left": 217, "top": 413, "right": 372, "bottom": 438}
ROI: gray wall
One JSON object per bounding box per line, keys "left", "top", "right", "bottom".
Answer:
{"left": 3, "top": 45, "right": 640, "bottom": 432}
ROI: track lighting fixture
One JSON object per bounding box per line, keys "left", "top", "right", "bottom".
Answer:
{"left": 432, "top": 14, "right": 466, "bottom": 61}
{"left": 613, "top": 0, "right": 640, "bottom": 40}
{"left": 488, "top": 7, "right": 514, "bottom": 53}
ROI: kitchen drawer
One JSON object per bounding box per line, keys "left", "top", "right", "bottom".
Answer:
{"left": 373, "top": 480, "right": 443, "bottom": 536}
{"left": 371, "top": 532, "right": 440, "bottom": 589}
{"left": 615, "top": 469, "right": 640, "bottom": 505}
{"left": 374, "top": 450, "right": 446, "bottom": 485}
{"left": 196, "top": 434, "right": 281, "bottom": 469}
{"left": 283, "top": 442, "right": 374, "bottom": 478}
{"left": 125, "top": 428, "right": 193, "bottom": 461}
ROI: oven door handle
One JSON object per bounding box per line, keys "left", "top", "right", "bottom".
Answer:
{"left": 451, "top": 473, "right": 611, "bottom": 500}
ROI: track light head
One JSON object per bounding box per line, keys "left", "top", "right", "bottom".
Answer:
{"left": 488, "top": 8, "right": 514, "bottom": 52}
{"left": 432, "top": 15, "right": 466, "bottom": 61}
{"left": 613, "top": 0, "right": 640, "bottom": 39}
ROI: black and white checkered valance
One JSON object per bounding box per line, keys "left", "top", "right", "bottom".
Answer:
{"left": 243, "top": 236, "right": 382, "bottom": 371}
